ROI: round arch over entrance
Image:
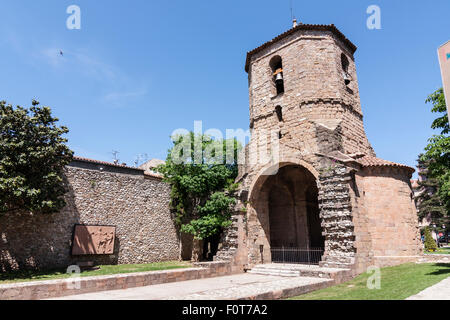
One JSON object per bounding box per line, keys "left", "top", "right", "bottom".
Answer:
{"left": 249, "top": 163, "right": 325, "bottom": 264}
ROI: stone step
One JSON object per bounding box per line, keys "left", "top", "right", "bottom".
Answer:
{"left": 247, "top": 269, "right": 300, "bottom": 277}
{"left": 247, "top": 263, "right": 353, "bottom": 282}
{"left": 216, "top": 249, "right": 236, "bottom": 255}
{"left": 218, "top": 245, "right": 237, "bottom": 250}
{"left": 214, "top": 257, "right": 233, "bottom": 262}
{"left": 320, "top": 261, "right": 355, "bottom": 268}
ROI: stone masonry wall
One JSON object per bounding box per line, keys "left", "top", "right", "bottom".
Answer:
{"left": 0, "top": 160, "right": 179, "bottom": 271}
{"left": 317, "top": 162, "right": 356, "bottom": 268}
{"left": 361, "top": 167, "right": 422, "bottom": 267}
{"left": 348, "top": 170, "right": 375, "bottom": 275}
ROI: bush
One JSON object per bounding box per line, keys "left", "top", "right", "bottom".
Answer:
{"left": 156, "top": 132, "right": 241, "bottom": 240}
{"left": 424, "top": 227, "right": 438, "bottom": 252}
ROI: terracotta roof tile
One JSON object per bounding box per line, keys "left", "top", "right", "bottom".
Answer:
{"left": 72, "top": 156, "right": 144, "bottom": 171}
{"left": 356, "top": 155, "right": 415, "bottom": 172}
{"left": 245, "top": 23, "right": 357, "bottom": 72}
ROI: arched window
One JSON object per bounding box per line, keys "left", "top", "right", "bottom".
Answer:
{"left": 275, "top": 105, "right": 283, "bottom": 122}
{"left": 341, "top": 54, "right": 352, "bottom": 85}
{"left": 269, "top": 55, "right": 284, "bottom": 95}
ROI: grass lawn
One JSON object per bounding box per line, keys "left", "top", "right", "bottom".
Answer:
{"left": 289, "top": 263, "right": 450, "bottom": 300}
{"left": 425, "top": 247, "right": 450, "bottom": 255}
{"left": 0, "top": 261, "right": 192, "bottom": 285}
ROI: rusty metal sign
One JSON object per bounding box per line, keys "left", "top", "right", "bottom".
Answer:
{"left": 71, "top": 225, "right": 116, "bottom": 255}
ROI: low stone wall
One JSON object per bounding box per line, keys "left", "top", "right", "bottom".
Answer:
{"left": 0, "top": 262, "right": 238, "bottom": 300}
{"left": 0, "top": 158, "right": 179, "bottom": 271}
{"left": 417, "top": 254, "right": 450, "bottom": 263}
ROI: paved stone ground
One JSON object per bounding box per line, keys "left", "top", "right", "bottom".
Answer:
{"left": 48, "top": 273, "right": 331, "bottom": 300}
{"left": 406, "top": 277, "right": 450, "bottom": 300}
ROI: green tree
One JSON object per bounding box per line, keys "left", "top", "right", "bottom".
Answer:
{"left": 0, "top": 100, "right": 73, "bottom": 214}
{"left": 156, "top": 132, "right": 241, "bottom": 240}
{"left": 426, "top": 88, "right": 449, "bottom": 135}
{"left": 422, "top": 135, "right": 450, "bottom": 212}
{"left": 424, "top": 226, "right": 437, "bottom": 252}
{"left": 418, "top": 88, "right": 450, "bottom": 218}
{"left": 416, "top": 158, "right": 446, "bottom": 222}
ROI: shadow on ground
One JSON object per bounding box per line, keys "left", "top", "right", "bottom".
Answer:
{"left": 427, "top": 263, "right": 450, "bottom": 276}
{"left": 0, "top": 268, "right": 68, "bottom": 283}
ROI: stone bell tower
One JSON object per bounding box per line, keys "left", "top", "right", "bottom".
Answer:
{"left": 215, "top": 23, "right": 422, "bottom": 274}
{"left": 245, "top": 23, "right": 375, "bottom": 162}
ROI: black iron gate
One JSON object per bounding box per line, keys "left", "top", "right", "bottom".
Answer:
{"left": 270, "top": 247, "right": 324, "bottom": 265}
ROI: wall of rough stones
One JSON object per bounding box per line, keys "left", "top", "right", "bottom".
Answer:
{"left": 317, "top": 163, "right": 357, "bottom": 268}
{"left": 0, "top": 159, "right": 179, "bottom": 271}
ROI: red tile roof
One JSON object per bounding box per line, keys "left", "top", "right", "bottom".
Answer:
{"left": 245, "top": 23, "right": 357, "bottom": 72}
{"left": 72, "top": 156, "right": 144, "bottom": 171}
{"left": 144, "top": 172, "right": 164, "bottom": 179}
{"left": 356, "top": 155, "right": 415, "bottom": 173}
{"left": 73, "top": 156, "right": 164, "bottom": 179}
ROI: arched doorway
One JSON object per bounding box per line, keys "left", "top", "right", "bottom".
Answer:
{"left": 252, "top": 164, "right": 324, "bottom": 264}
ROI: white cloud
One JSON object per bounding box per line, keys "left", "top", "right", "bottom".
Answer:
{"left": 40, "top": 48, "right": 117, "bottom": 81}
{"left": 39, "top": 47, "right": 150, "bottom": 108}
{"left": 1, "top": 29, "right": 151, "bottom": 109}
{"left": 103, "top": 88, "right": 147, "bottom": 101}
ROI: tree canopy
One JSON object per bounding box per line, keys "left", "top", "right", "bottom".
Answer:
{"left": 156, "top": 132, "right": 241, "bottom": 240}
{"left": 0, "top": 100, "right": 73, "bottom": 214}
{"left": 416, "top": 158, "right": 447, "bottom": 222}
{"left": 425, "top": 88, "right": 449, "bottom": 135}
{"left": 417, "top": 88, "right": 449, "bottom": 226}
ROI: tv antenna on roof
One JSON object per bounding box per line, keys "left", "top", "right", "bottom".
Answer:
{"left": 290, "top": 0, "right": 298, "bottom": 28}
{"left": 134, "top": 153, "right": 148, "bottom": 167}
{"left": 111, "top": 150, "right": 120, "bottom": 164}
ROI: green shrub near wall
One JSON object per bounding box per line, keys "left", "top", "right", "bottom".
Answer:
{"left": 424, "top": 227, "right": 437, "bottom": 252}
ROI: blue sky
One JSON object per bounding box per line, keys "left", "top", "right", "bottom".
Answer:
{"left": 0, "top": 1, "right": 449, "bottom": 174}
